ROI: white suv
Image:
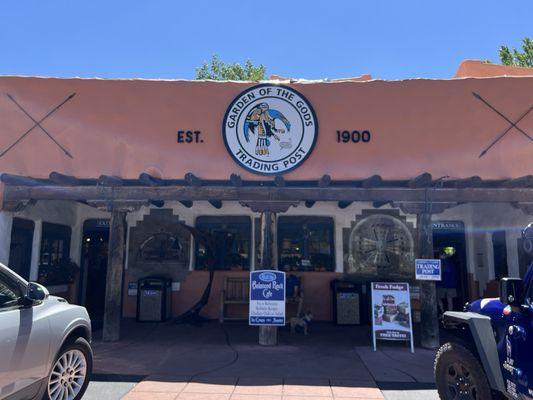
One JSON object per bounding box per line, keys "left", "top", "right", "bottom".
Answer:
{"left": 0, "top": 263, "right": 92, "bottom": 400}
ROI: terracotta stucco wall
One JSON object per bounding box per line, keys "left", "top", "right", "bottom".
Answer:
{"left": 455, "top": 60, "right": 533, "bottom": 78}
{"left": 0, "top": 76, "right": 532, "bottom": 181}
{"left": 122, "top": 270, "right": 341, "bottom": 321}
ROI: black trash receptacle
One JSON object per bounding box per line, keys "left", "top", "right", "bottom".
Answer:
{"left": 331, "top": 280, "right": 361, "bottom": 325}
{"left": 137, "top": 277, "right": 172, "bottom": 322}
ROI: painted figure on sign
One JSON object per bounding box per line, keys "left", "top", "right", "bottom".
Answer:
{"left": 243, "top": 102, "right": 291, "bottom": 156}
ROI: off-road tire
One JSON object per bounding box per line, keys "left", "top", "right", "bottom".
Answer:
{"left": 434, "top": 342, "right": 493, "bottom": 400}
{"left": 43, "top": 337, "right": 93, "bottom": 400}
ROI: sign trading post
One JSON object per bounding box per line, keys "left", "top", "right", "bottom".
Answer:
{"left": 415, "top": 259, "right": 442, "bottom": 281}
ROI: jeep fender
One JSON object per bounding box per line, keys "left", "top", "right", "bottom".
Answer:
{"left": 443, "top": 311, "right": 506, "bottom": 394}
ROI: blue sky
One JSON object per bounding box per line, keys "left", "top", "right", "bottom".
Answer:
{"left": 0, "top": 1, "right": 531, "bottom": 80}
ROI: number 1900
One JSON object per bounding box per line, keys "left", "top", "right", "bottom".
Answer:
{"left": 336, "top": 130, "right": 371, "bottom": 143}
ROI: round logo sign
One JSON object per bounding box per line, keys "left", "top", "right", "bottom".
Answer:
{"left": 223, "top": 84, "right": 318, "bottom": 175}
{"left": 259, "top": 272, "right": 277, "bottom": 282}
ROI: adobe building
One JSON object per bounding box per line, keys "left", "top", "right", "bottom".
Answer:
{"left": 0, "top": 60, "right": 531, "bottom": 347}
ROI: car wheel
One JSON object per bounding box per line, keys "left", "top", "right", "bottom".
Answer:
{"left": 45, "top": 337, "right": 92, "bottom": 400}
{"left": 434, "top": 342, "right": 493, "bottom": 400}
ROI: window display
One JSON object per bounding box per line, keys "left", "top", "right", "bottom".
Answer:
{"left": 277, "top": 216, "right": 334, "bottom": 272}
{"left": 196, "top": 216, "right": 251, "bottom": 270}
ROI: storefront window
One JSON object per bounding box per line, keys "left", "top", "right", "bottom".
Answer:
{"left": 278, "top": 216, "right": 334, "bottom": 272}
{"left": 492, "top": 230, "right": 509, "bottom": 279}
{"left": 40, "top": 222, "right": 71, "bottom": 267}
{"left": 38, "top": 222, "right": 75, "bottom": 285}
{"left": 195, "top": 216, "right": 251, "bottom": 270}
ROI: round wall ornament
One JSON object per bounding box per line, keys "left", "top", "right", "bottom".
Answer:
{"left": 222, "top": 84, "right": 318, "bottom": 175}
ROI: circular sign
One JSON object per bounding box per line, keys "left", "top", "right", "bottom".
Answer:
{"left": 223, "top": 84, "right": 318, "bottom": 175}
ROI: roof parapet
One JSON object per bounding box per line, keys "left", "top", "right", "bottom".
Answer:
{"left": 455, "top": 59, "right": 533, "bottom": 78}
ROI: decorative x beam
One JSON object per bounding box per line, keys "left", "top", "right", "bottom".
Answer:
{"left": 474, "top": 92, "right": 533, "bottom": 158}
{"left": 0, "top": 93, "right": 76, "bottom": 158}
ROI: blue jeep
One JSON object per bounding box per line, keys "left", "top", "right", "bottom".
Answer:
{"left": 435, "top": 224, "right": 533, "bottom": 400}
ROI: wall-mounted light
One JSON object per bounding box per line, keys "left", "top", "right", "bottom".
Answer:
{"left": 443, "top": 246, "right": 456, "bottom": 256}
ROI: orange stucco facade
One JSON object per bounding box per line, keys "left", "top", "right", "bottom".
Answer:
{"left": 1, "top": 62, "right": 532, "bottom": 325}
{"left": 0, "top": 71, "right": 532, "bottom": 182}
{"left": 455, "top": 59, "right": 533, "bottom": 78}
{"left": 121, "top": 271, "right": 341, "bottom": 321}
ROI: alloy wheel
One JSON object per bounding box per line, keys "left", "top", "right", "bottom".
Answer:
{"left": 48, "top": 349, "right": 87, "bottom": 400}
{"left": 445, "top": 361, "right": 478, "bottom": 400}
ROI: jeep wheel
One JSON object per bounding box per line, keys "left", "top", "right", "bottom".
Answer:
{"left": 434, "top": 342, "right": 492, "bottom": 400}
{"left": 45, "top": 337, "right": 92, "bottom": 400}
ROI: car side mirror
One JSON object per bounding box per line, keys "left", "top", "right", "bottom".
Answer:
{"left": 500, "top": 278, "right": 523, "bottom": 307}
{"left": 25, "top": 282, "right": 49, "bottom": 303}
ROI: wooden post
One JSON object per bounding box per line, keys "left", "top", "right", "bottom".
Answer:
{"left": 417, "top": 212, "right": 439, "bottom": 349}
{"left": 102, "top": 209, "right": 127, "bottom": 342}
{"left": 259, "top": 210, "right": 277, "bottom": 346}
{"left": 261, "top": 211, "right": 273, "bottom": 268}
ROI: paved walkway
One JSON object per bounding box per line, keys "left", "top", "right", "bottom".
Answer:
{"left": 123, "top": 375, "right": 383, "bottom": 399}
{"left": 85, "top": 320, "right": 437, "bottom": 400}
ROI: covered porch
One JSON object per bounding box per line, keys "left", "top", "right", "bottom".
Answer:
{"left": 1, "top": 171, "right": 532, "bottom": 349}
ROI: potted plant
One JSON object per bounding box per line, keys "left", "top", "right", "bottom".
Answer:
{"left": 38, "top": 259, "right": 80, "bottom": 286}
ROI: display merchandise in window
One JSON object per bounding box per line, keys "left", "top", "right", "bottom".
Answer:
{"left": 278, "top": 216, "right": 334, "bottom": 272}
{"left": 195, "top": 216, "right": 251, "bottom": 270}
{"left": 38, "top": 223, "right": 74, "bottom": 285}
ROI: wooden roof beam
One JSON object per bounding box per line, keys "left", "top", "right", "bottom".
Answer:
{"left": 338, "top": 201, "right": 353, "bottom": 209}
{"left": 86, "top": 200, "right": 147, "bottom": 212}
{"left": 274, "top": 176, "right": 285, "bottom": 187}
{"left": 393, "top": 201, "right": 458, "bottom": 215}
{"left": 501, "top": 175, "right": 533, "bottom": 188}
{"left": 5, "top": 185, "right": 533, "bottom": 203}
{"left": 408, "top": 173, "right": 432, "bottom": 188}
{"left": 139, "top": 172, "right": 164, "bottom": 186}
{"left": 0, "top": 173, "right": 43, "bottom": 187}
{"left": 149, "top": 199, "right": 165, "bottom": 208}
{"left": 2, "top": 199, "right": 36, "bottom": 212}
{"left": 454, "top": 176, "right": 483, "bottom": 188}
{"left": 512, "top": 202, "right": 533, "bottom": 216}
{"left": 362, "top": 174, "right": 383, "bottom": 188}
{"left": 318, "top": 174, "right": 332, "bottom": 188}
{"left": 98, "top": 175, "right": 123, "bottom": 186}
{"left": 49, "top": 172, "right": 80, "bottom": 186}
{"left": 208, "top": 199, "right": 222, "bottom": 209}
{"left": 184, "top": 172, "right": 202, "bottom": 187}
{"left": 230, "top": 173, "right": 243, "bottom": 187}
{"left": 240, "top": 201, "right": 298, "bottom": 213}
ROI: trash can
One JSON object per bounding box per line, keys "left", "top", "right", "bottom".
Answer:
{"left": 331, "top": 280, "right": 360, "bottom": 325}
{"left": 137, "top": 277, "right": 172, "bottom": 322}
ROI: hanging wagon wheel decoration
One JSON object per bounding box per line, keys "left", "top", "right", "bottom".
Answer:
{"left": 346, "top": 211, "right": 415, "bottom": 278}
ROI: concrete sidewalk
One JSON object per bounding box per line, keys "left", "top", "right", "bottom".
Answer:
{"left": 84, "top": 320, "right": 437, "bottom": 400}
{"left": 122, "top": 375, "right": 383, "bottom": 400}
{"left": 355, "top": 347, "right": 439, "bottom": 400}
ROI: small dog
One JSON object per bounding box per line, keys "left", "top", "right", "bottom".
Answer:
{"left": 289, "top": 311, "right": 313, "bottom": 335}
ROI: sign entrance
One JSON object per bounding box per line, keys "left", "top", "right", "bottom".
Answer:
{"left": 371, "top": 282, "right": 414, "bottom": 353}
{"left": 249, "top": 270, "right": 286, "bottom": 326}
